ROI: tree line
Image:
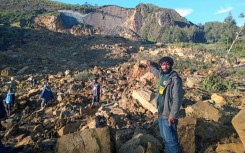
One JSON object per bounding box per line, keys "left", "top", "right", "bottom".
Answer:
{"left": 153, "top": 13, "right": 243, "bottom": 44}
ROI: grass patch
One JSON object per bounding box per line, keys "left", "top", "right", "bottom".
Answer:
{"left": 74, "top": 71, "right": 94, "bottom": 81}
{"left": 201, "top": 74, "right": 235, "bottom": 92}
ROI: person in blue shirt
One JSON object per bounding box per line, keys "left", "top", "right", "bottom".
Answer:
{"left": 5, "top": 88, "right": 15, "bottom": 116}
{"left": 40, "top": 84, "right": 54, "bottom": 110}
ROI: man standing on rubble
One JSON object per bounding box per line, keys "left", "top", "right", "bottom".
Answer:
{"left": 92, "top": 77, "right": 102, "bottom": 106}
{"left": 147, "top": 56, "right": 183, "bottom": 153}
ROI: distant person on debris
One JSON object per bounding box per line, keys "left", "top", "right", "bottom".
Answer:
{"left": 4, "top": 88, "right": 15, "bottom": 116}
{"left": 30, "top": 73, "right": 37, "bottom": 87}
{"left": 44, "top": 72, "right": 49, "bottom": 84}
{"left": 147, "top": 56, "right": 183, "bottom": 153}
{"left": 40, "top": 84, "right": 54, "bottom": 110}
{"left": 92, "top": 78, "right": 102, "bottom": 105}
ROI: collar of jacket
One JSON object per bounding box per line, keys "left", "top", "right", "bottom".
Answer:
{"left": 161, "top": 71, "right": 178, "bottom": 87}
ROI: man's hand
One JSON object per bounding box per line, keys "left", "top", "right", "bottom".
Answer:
{"left": 168, "top": 117, "right": 176, "bottom": 126}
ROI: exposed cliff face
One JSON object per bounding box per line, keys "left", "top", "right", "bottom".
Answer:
{"left": 33, "top": 4, "right": 195, "bottom": 41}
{"left": 132, "top": 4, "right": 194, "bottom": 40}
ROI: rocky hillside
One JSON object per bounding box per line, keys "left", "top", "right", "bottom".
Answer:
{"left": 0, "top": 0, "right": 196, "bottom": 42}
{"left": 49, "top": 4, "right": 196, "bottom": 41}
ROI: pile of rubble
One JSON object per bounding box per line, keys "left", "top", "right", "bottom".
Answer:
{"left": 0, "top": 60, "right": 244, "bottom": 153}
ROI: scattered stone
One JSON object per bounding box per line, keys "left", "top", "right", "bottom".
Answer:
{"left": 33, "top": 124, "right": 44, "bottom": 133}
{"left": 40, "top": 139, "right": 57, "bottom": 151}
{"left": 15, "top": 136, "right": 34, "bottom": 148}
{"left": 191, "top": 101, "right": 222, "bottom": 122}
{"left": 117, "top": 133, "right": 162, "bottom": 153}
{"left": 57, "top": 121, "right": 81, "bottom": 136}
{"left": 185, "top": 106, "right": 194, "bottom": 115}
{"left": 132, "top": 89, "right": 157, "bottom": 114}
{"left": 56, "top": 127, "right": 111, "bottom": 153}
{"left": 115, "top": 128, "right": 134, "bottom": 151}
{"left": 4, "top": 124, "right": 18, "bottom": 138}
{"left": 232, "top": 107, "right": 245, "bottom": 149}
{"left": 216, "top": 143, "right": 245, "bottom": 153}
{"left": 1, "top": 68, "right": 9, "bottom": 76}
{"left": 211, "top": 93, "right": 227, "bottom": 106}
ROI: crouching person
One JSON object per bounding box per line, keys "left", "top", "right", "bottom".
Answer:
{"left": 40, "top": 84, "right": 54, "bottom": 110}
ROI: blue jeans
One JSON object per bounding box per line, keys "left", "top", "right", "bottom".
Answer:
{"left": 158, "top": 118, "right": 180, "bottom": 153}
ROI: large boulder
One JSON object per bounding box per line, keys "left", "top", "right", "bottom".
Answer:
{"left": 132, "top": 89, "right": 157, "bottom": 114}
{"left": 117, "top": 133, "right": 162, "bottom": 153}
{"left": 232, "top": 107, "right": 245, "bottom": 149}
{"left": 191, "top": 101, "right": 223, "bottom": 122}
{"left": 56, "top": 127, "right": 111, "bottom": 153}
{"left": 196, "top": 119, "right": 235, "bottom": 142}
{"left": 115, "top": 128, "right": 134, "bottom": 151}
{"left": 178, "top": 117, "right": 197, "bottom": 153}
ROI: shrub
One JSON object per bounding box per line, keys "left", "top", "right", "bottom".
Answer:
{"left": 201, "top": 74, "right": 235, "bottom": 92}
{"left": 75, "top": 71, "right": 93, "bottom": 81}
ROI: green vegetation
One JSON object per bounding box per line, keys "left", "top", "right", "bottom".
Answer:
{"left": 75, "top": 71, "right": 94, "bottom": 81}
{"left": 0, "top": 0, "right": 97, "bottom": 28}
{"left": 137, "top": 6, "right": 243, "bottom": 48}
{"left": 174, "top": 58, "right": 209, "bottom": 73}
{"left": 0, "top": 0, "right": 97, "bottom": 13}
{"left": 0, "top": 25, "right": 26, "bottom": 50}
{"left": 0, "top": 0, "right": 98, "bottom": 50}
{"left": 201, "top": 74, "right": 235, "bottom": 92}
{"left": 0, "top": 0, "right": 244, "bottom": 56}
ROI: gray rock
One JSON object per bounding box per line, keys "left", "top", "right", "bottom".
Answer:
{"left": 118, "top": 133, "right": 162, "bottom": 153}
{"left": 57, "top": 121, "right": 81, "bottom": 136}
{"left": 33, "top": 124, "right": 44, "bottom": 133}
{"left": 56, "top": 127, "right": 111, "bottom": 153}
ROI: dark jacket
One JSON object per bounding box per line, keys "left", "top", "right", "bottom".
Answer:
{"left": 150, "top": 64, "right": 183, "bottom": 119}
{"left": 40, "top": 85, "right": 54, "bottom": 101}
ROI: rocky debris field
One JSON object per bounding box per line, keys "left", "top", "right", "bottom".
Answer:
{"left": 0, "top": 28, "right": 245, "bottom": 153}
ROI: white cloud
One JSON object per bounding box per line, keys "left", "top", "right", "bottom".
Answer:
{"left": 175, "top": 8, "right": 193, "bottom": 17}
{"left": 214, "top": 7, "right": 233, "bottom": 15}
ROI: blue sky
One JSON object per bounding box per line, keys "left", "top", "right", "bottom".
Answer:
{"left": 54, "top": 0, "right": 245, "bottom": 26}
